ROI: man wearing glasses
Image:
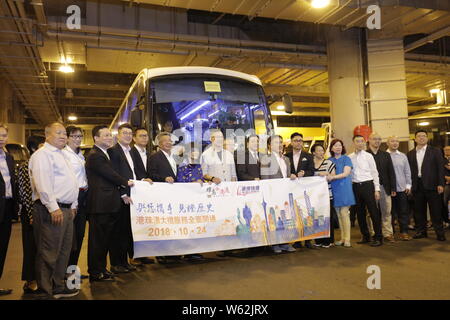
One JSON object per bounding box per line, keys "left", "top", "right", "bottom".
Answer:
{"left": 285, "top": 132, "right": 315, "bottom": 249}
{"left": 62, "top": 126, "right": 89, "bottom": 279}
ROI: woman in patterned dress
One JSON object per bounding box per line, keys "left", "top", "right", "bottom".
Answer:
{"left": 176, "top": 143, "right": 205, "bottom": 261}
{"left": 19, "top": 136, "right": 44, "bottom": 294}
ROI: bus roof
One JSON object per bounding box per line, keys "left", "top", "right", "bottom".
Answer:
{"left": 143, "top": 66, "right": 262, "bottom": 86}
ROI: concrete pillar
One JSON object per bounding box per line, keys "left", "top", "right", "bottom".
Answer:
{"left": 328, "top": 30, "right": 410, "bottom": 149}
{"left": 0, "top": 78, "right": 27, "bottom": 144}
{"left": 366, "top": 39, "right": 410, "bottom": 141}
{"left": 327, "top": 28, "right": 367, "bottom": 149}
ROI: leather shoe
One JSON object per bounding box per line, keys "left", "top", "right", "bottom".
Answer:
{"left": 136, "top": 257, "right": 155, "bottom": 264}
{"left": 129, "top": 259, "right": 143, "bottom": 266}
{"left": 0, "top": 288, "right": 12, "bottom": 296}
{"left": 292, "top": 241, "right": 303, "bottom": 249}
{"left": 370, "top": 240, "right": 382, "bottom": 247}
{"left": 104, "top": 270, "right": 114, "bottom": 277}
{"left": 357, "top": 237, "right": 371, "bottom": 244}
{"left": 124, "top": 264, "right": 137, "bottom": 271}
{"left": 305, "top": 241, "right": 319, "bottom": 250}
{"left": 111, "top": 265, "right": 130, "bottom": 274}
{"left": 413, "top": 233, "right": 427, "bottom": 239}
{"left": 437, "top": 235, "right": 446, "bottom": 241}
{"left": 89, "top": 273, "right": 116, "bottom": 282}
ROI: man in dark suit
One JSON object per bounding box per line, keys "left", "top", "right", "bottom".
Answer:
{"left": 148, "top": 132, "right": 179, "bottom": 263}
{"left": 129, "top": 127, "right": 154, "bottom": 265}
{"left": 148, "top": 132, "right": 178, "bottom": 183}
{"left": 285, "top": 132, "right": 315, "bottom": 249}
{"left": 0, "top": 124, "right": 17, "bottom": 296}
{"left": 407, "top": 130, "right": 446, "bottom": 241}
{"left": 285, "top": 132, "right": 315, "bottom": 178}
{"left": 131, "top": 128, "right": 150, "bottom": 180}
{"left": 86, "top": 125, "right": 132, "bottom": 282}
{"left": 108, "top": 123, "right": 144, "bottom": 272}
{"left": 236, "top": 134, "right": 261, "bottom": 181}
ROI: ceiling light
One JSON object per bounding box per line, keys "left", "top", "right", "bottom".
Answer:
{"left": 427, "top": 106, "right": 441, "bottom": 110}
{"left": 59, "top": 65, "right": 74, "bottom": 73}
{"left": 418, "top": 121, "right": 430, "bottom": 127}
{"left": 277, "top": 105, "right": 285, "bottom": 110}
{"left": 60, "top": 57, "right": 73, "bottom": 64}
{"left": 311, "top": 0, "right": 331, "bottom": 8}
{"left": 430, "top": 89, "right": 440, "bottom": 94}
{"left": 68, "top": 115, "right": 77, "bottom": 121}
{"left": 446, "top": 132, "right": 450, "bottom": 135}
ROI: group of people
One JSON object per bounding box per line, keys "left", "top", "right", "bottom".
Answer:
{"left": 0, "top": 121, "right": 448, "bottom": 300}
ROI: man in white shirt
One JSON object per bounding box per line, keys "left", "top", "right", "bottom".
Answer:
{"left": 348, "top": 135, "right": 383, "bottom": 247}
{"left": 29, "top": 122, "right": 80, "bottom": 299}
{"left": 62, "top": 126, "right": 89, "bottom": 277}
{"left": 202, "top": 130, "right": 237, "bottom": 184}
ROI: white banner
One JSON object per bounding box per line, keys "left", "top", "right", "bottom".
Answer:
{"left": 130, "top": 177, "right": 330, "bottom": 257}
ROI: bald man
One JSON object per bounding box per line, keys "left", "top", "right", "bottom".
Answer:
{"left": 367, "top": 133, "right": 397, "bottom": 243}
{"left": 387, "top": 136, "right": 412, "bottom": 240}
{"left": 29, "top": 122, "right": 79, "bottom": 299}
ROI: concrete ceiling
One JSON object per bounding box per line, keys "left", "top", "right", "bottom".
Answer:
{"left": 0, "top": 0, "right": 449, "bottom": 128}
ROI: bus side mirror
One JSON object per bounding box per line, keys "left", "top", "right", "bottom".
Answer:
{"left": 282, "top": 93, "right": 293, "bottom": 114}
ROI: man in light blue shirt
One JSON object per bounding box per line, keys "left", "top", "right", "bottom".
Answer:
{"left": 387, "top": 136, "right": 412, "bottom": 240}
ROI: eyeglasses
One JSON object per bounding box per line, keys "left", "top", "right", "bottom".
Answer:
{"left": 70, "top": 135, "right": 83, "bottom": 139}
{"left": 292, "top": 139, "right": 303, "bottom": 143}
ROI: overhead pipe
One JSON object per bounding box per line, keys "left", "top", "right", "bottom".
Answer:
{"left": 46, "top": 22, "right": 327, "bottom": 54}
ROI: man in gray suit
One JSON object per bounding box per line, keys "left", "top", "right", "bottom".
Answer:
{"left": 260, "top": 135, "right": 297, "bottom": 254}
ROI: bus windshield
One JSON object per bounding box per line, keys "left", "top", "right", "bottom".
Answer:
{"left": 150, "top": 75, "right": 270, "bottom": 147}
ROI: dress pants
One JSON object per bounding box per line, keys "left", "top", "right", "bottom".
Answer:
{"left": 414, "top": 179, "right": 444, "bottom": 236}
{"left": 353, "top": 181, "right": 382, "bottom": 241}
{"left": 335, "top": 206, "right": 351, "bottom": 244}
{"left": 110, "top": 203, "right": 134, "bottom": 267}
{"left": 21, "top": 218, "right": 36, "bottom": 281}
{"left": 68, "top": 189, "right": 88, "bottom": 268}
{"left": 0, "top": 199, "right": 13, "bottom": 279}
{"left": 33, "top": 202, "right": 73, "bottom": 295}
{"left": 87, "top": 212, "right": 120, "bottom": 276}
{"left": 391, "top": 191, "right": 409, "bottom": 234}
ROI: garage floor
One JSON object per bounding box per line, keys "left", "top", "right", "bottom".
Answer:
{"left": 1, "top": 223, "right": 449, "bottom": 300}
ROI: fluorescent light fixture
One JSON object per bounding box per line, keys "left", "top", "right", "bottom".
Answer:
{"left": 446, "top": 132, "right": 450, "bottom": 135}
{"left": 277, "top": 105, "right": 285, "bottom": 110}
{"left": 208, "top": 110, "right": 220, "bottom": 118}
{"left": 418, "top": 121, "right": 430, "bottom": 126}
{"left": 68, "top": 115, "right": 77, "bottom": 121}
{"left": 427, "top": 106, "right": 441, "bottom": 110}
{"left": 311, "top": 0, "right": 331, "bottom": 8}
{"left": 430, "top": 89, "right": 440, "bottom": 94}
{"left": 180, "top": 101, "right": 209, "bottom": 121}
{"left": 60, "top": 57, "right": 73, "bottom": 64}
{"left": 59, "top": 65, "right": 74, "bottom": 73}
